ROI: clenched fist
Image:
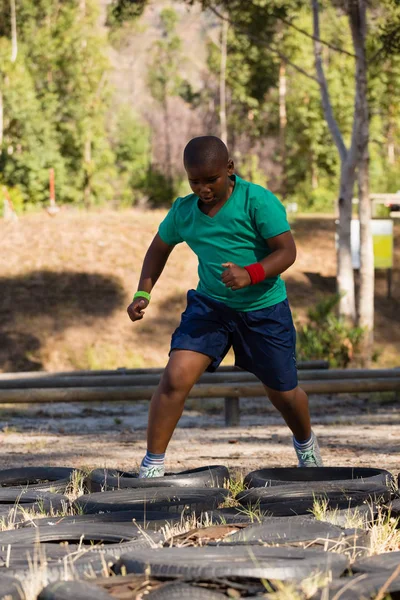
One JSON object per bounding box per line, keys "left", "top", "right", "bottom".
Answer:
{"left": 221, "top": 262, "right": 251, "bottom": 291}
{"left": 127, "top": 297, "right": 149, "bottom": 321}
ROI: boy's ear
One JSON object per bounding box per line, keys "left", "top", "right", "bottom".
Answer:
{"left": 227, "top": 158, "right": 235, "bottom": 175}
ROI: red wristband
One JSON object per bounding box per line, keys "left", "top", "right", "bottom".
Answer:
{"left": 244, "top": 262, "right": 265, "bottom": 285}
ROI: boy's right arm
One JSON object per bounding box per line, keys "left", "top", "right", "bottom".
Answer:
{"left": 127, "top": 233, "right": 175, "bottom": 322}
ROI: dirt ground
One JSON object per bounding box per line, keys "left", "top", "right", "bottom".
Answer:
{"left": 0, "top": 210, "right": 399, "bottom": 373}
{"left": 0, "top": 210, "right": 399, "bottom": 475}
{"left": 0, "top": 392, "right": 398, "bottom": 476}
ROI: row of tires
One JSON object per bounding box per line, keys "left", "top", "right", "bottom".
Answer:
{"left": 2, "top": 545, "right": 400, "bottom": 599}
{"left": 0, "top": 464, "right": 396, "bottom": 491}
{"left": 0, "top": 464, "right": 398, "bottom": 599}
{"left": 0, "top": 468, "right": 397, "bottom": 520}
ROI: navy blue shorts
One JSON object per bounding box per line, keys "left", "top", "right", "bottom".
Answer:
{"left": 170, "top": 289, "right": 298, "bottom": 392}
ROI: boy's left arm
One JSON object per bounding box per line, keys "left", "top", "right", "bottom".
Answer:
{"left": 221, "top": 231, "right": 296, "bottom": 291}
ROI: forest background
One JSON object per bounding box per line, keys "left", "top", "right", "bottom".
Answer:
{"left": 2, "top": 0, "right": 399, "bottom": 213}
{"left": 0, "top": 0, "right": 399, "bottom": 373}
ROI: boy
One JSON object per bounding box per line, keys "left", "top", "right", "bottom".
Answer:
{"left": 127, "top": 136, "right": 323, "bottom": 478}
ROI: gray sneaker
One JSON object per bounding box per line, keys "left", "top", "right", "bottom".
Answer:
{"left": 138, "top": 461, "right": 165, "bottom": 479}
{"left": 293, "top": 432, "right": 323, "bottom": 467}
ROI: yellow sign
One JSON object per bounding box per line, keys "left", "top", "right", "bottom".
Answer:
{"left": 350, "top": 219, "right": 393, "bottom": 269}
{"left": 373, "top": 234, "right": 393, "bottom": 269}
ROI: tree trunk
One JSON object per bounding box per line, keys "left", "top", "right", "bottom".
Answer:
{"left": 162, "top": 93, "right": 173, "bottom": 189}
{"left": 310, "top": 150, "right": 318, "bottom": 189}
{"left": 349, "top": 0, "right": 374, "bottom": 364}
{"left": 10, "top": 0, "right": 17, "bottom": 63}
{"left": 337, "top": 163, "right": 356, "bottom": 322}
{"left": 386, "top": 62, "right": 396, "bottom": 165}
{"left": 279, "top": 60, "right": 287, "bottom": 195}
{"left": 219, "top": 17, "right": 228, "bottom": 146}
{"left": 84, "top": 137, "right": 92, "bottom": 207}
{"left": 311, "top": 0, "right": 356, "bottom": 322}
{"left": 0, "top": 89, "right": 3, "bottom": 149}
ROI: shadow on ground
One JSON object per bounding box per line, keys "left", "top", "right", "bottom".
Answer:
{"left": 0, "top": 270, "right": 126, "bottom": 371}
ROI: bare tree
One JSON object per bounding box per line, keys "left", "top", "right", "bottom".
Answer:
{"left": 219, "top": 17, "right": 228, "bottom": 145}
{"left": 349, "top": 0, "right": 373, "bottom": 362}
{"left": 311, "top": 0, "right": 373, "bottom": 344}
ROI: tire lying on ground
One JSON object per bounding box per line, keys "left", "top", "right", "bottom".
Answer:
{"left": 24, "top": 509, "right": 182, "bottom": 530}
{"left": 0, "top": 537, "right": 162, "bottom": 577}
{"left": 0, "top": 573, "right": 25, "bottom": 600}
{"left": 219, "top": 516, "right": 358, "bottom": 545}
{"left": 73, "top": 487, "right": 230, "bottom": 515}
{"left": 203, "top": 508, "right": 262, "bottom": 524}
{"left": 387, "top": 498, "right": 400, "bottom": 518}
{"left": 313, "top": 574, "right": 400, "bottom": 600}
{"left": 244, "top": 467, "right": 394, "bottom": 489}
{"left": 38, "top": 581, "right": 113, "bottom": 600}
{"left": 87, "top": 465, "right": 230, "bottom": 492}
{"left": 0, "top": 522, "right": 162, "bottom": 546}
{"left": 0, "top": 488, "right": 69, "bottom": 509}
{"left": 146, "top": 583, "right": 227, "bottom": 599}
{"left": 237, "top": 482, "right": 391, "bottom": 517}
{"left": 316, "top": 504, "right": 377, "bottom": 528}
{"left": 113, "top": 545, "right": 349, "bottom": 581}
{"left": 352, "top": 551, "right": 400, "bottom": 574}
{"left": 0, "top": 467, "right": 76, "bottom": 491}
{"left": 0, "top": 542, "right": 82, "bottom": 572}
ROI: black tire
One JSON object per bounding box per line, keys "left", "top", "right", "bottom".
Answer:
{"left": 352, "top": 551, "right": 400, "bottom": 574}
{"left": 317, "top": 504, "right": 377, "bottom": 528}
{"left": 0, "top": 573, "right": 25, "bottom": 599}
{"left": 313, "top": 574, "right": 400, "bottom": 600}
{"left": 237, "top": 482, "right": 391, "bottom": 517}
{"left": 113, "top": 545, "right": 348, "bottom": 581}
{"left": 223, "top": 516, "right": 347, "bottom": 544}
{"left": 87, "top": 465, "right": 230, "bottom": 492}
{"left": 0, "top": 467, "right": 76, "bottom": 488}
{"left": 0, "top": 537, "right": 161, "bottom": 576}
{"left": 38, "top": 581, "right": 113, "bottom": 600}
{"left": 0, "top": 522, "right": 162, "bottom": 546}
{"left": 24, "top": 509, "right": 182, "bottom": 530}
{"left": 244, "top": 467, "right": 394, "bottom": 489}
{"left": 203, "top": 508, "right": 260, "bottom": 524}
{"left": 73, "top": 487, "right": 230, "bottom": 515}
{"left": 0, "top": 488, "right": 69, "bottom": 507}
{"left": 146, "top": 583, "right": 227, "bottom": 599}
{"left": 0, "top": 542, "right": 82, "bottom": 571}
{"left": 388, "top": 498, "right": 400, "bottom": 518}
{"left": 0, "top": 499, "right": 67, "bottom": 522}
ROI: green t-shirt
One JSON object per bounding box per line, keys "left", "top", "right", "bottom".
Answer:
{"left": 158, "top": 175, "right": 290, "bottom": 311}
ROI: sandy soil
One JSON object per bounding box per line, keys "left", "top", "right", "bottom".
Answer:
{"left": 0, "top": 393, "right": 398, "bottom": 476}
{"left": 0, "top": 211, "right": 399, "bottom": 374}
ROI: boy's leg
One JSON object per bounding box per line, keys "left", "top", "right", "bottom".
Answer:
{"left": 263, "top": 384, "right": 310, "bottom": 442}
{"left": 139, "top": 348, "right": 213, "bottom": 476}
{"left": 263, "top": 384, "right": 322, "bottom": 467}
{"left": 147, "top": 349, "right": 212, "bottom": 454}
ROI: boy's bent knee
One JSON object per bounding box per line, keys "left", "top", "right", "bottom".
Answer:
{"left": 160, "top": 362, "right": 201, "bottom": 396}
{"left": 264, "top": 385, "right": 301, "bottom": 405}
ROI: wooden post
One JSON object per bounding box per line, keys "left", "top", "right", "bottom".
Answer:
{"left": 224, "top": 397, "right": 240, "bottom": 426}
{"left": 387, "top": 268, "right": 392, "bottom": 299}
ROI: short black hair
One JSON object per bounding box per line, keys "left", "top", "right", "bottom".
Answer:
{"left": 183, "top": 136, "right": 229, "bottom": 168}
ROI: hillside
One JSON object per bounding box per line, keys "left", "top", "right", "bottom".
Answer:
{"left": 0, "top": 210, "right": 398, "bottom": 373}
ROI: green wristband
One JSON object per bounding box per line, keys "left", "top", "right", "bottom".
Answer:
{"left": 133, "top": 291, "right": 151, "bottom": 303}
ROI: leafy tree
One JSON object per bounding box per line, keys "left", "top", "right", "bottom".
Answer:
{"left": 0, "top": 0, "right": 115, "bottom": 207}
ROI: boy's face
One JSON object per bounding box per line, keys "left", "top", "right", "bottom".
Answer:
{"left": 185, "top": 159, "right": 234, "bottom": 206}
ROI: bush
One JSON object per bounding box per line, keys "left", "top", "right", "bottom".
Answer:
{"left": 290, "top": 180, "right": 336, "bottom": 214}
{"left": 140, "top": 167, "right": 178, "bottom": 207}
{"left": 296, "top": 294, "right": 364, "bottom": 368}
